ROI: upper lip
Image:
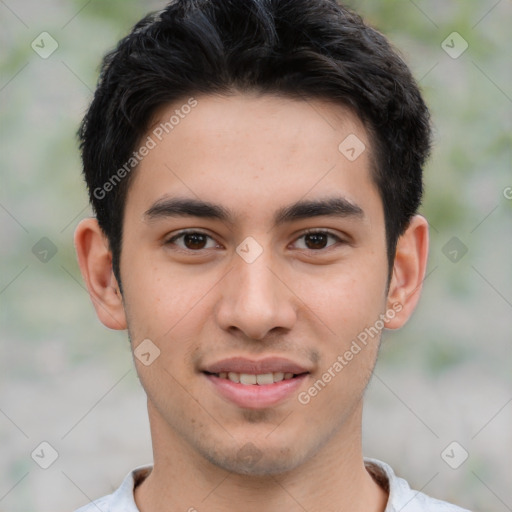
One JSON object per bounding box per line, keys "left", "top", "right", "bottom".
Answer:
{"left": 202, "top": 357, "right": 310, "bottom": 375}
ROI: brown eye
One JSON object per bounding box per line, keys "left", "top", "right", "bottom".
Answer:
{"left": 182, "top": 233, "right": 208, "bottom": 249}
{"left": 166, "top": 231, "right": 217, "bottom": 251}
{"left": 304, "top": 232, "right": 329, "bottom": 249}
{"left": 294, "top": 230, "right": 341, "bottom": 251}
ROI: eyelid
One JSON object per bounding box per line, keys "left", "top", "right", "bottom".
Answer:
{"left": 291, "top": 228, "right": 345, "bottom": 250}
{"left": 300, "top": 228, "right": 342, "bottom": 238}
{"left": 165, "top": 229, "right": 222, "bottom": 250}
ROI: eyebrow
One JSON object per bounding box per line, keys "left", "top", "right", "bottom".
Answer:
{"left": 144, "top": 196, "right": 364, "bottom": 227}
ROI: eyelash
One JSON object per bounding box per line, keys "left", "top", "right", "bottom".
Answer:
{"left": 165, "top": 229, "right": 344, "bottom": 253}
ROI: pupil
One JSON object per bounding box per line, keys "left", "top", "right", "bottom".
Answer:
{"left": 306, "top": 233, "right": 327, "bottom": 249}
{"left": 185, "top": 233, "right": 206, "bottom": 249}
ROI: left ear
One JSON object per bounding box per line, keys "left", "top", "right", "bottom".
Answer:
{"left": 385, "top": 214, "right": 429, "bottom": 329}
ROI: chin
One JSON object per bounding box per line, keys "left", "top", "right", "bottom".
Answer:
{"left": 202, "top": 443, "right": 304, "bottom": 477}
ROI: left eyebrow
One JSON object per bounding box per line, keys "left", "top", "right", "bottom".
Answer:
{"left": 143, "top": 196, "right": 365, "bottom": 227}
{"left": 273, "top": 196, "right": 364, "bottom": 226}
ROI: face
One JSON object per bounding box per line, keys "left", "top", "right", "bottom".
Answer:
{"left": 115, "top": 93, "right": 397, "bottom": 474}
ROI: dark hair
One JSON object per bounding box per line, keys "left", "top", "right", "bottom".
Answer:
{"left": 79, "top": 0, "right": 431, "bottom": 287}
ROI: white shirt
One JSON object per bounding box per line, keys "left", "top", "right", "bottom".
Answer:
{"left": 74, "top": 458, "right": 471, "bottom": 512}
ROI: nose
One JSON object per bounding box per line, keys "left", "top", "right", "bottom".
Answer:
{"left": 214, "top": 246, "right": 298, "bottom": 341}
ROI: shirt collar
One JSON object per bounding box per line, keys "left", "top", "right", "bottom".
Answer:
{"left": 108, "top": 464, "right": 152, "bottom": 512}
{"left": 110, "top": 459, "right": 411, "bottom": 512}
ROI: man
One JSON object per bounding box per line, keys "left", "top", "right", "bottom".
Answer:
{"left": 73, "top": 0, "right": 470, "bottom": 510}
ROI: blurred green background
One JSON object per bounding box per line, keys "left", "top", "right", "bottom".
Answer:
{"left": 1, "top": 1, "right": 510, "bottom": 510}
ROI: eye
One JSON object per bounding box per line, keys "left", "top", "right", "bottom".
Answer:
{"left": 166, "top": 230, "right": 219, "bottom": 251}
{"left": 293, "top": 230, "right": 343, "bottom": 251}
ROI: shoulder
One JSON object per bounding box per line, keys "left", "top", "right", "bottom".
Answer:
{"left": 72, "top": 465, "right": 152, "bottom": 512}
{"left": 364, "top": 458, "right": 472, "bottom": 512}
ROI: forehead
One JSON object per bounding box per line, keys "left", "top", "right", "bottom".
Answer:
{"left": 125, "top": 93, "right": 381, "bottom": 226}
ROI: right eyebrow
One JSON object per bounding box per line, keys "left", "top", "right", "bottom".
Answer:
{"left": 144, "top": 196, "right": 235, "bottom": 226}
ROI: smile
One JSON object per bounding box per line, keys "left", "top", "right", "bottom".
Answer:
{"left": 204, "top": 372, "right": 309, "bottom": 409}
{"left": 208, "top": 371, "right": 300, "bottom": 385}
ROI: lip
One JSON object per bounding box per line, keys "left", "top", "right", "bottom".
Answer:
{"left": 202, "top": 356, "right": 311, "bottom": 409}
{"left": 204, "top": 373, "right": 309, "bottom": 409}
{"left": 202, "top": 356, "right": 310, "bottom": 375}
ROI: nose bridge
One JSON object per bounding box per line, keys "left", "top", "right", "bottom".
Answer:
{"left": 236, "top": 248, "right": 277, "bottom": 304}
{"left": 216, "top": 240, "right": 296, "bottom": 339}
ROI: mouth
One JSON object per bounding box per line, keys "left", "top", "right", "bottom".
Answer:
{"left": 204, "top": 371, "right": 305, "bottom": 385}
{"left": 201, "top": 357, "right": 311, "bottom": 409}
{"left": 202, "top": 356, "right": 310, "bottom": 376}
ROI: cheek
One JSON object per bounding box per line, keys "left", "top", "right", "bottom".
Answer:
{"left": 122, "top": 258, "right": 212, "bottom": 343}
{"left": 293, "top": 262, "right": 388, "bottom": 334}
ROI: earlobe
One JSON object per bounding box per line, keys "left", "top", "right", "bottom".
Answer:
{"left": 385, "top": 215, "right": 429, "bottom": 330}
{"left": 74, "top": 218, "right": 127, "bottom": 330}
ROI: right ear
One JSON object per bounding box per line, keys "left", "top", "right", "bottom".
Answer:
{"left": 74, "top": 218, "right": 127, "bottom": 330}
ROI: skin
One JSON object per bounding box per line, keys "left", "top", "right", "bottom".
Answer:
{"left": 75, "top": 92, "right": 429, "bottom": 512}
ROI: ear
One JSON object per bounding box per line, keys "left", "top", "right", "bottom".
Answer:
{"left": 74, "top": 218, "right": 127, "bottom": 330}
{"left": 385, "top": 215, "right": 429, "bottom": 329}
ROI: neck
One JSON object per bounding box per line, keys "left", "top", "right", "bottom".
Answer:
{"left": 135, "top": 401, "right": 388, "bottom": 512}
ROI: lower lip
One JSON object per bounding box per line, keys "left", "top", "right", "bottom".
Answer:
{"left": 204, "top": 373, "right": 308, "bottom": 409}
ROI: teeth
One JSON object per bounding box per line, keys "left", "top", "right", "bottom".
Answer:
{"left": 228, "top": 372, "right": 240, "bottom": 383}
{"left": 219, "top": 371, "right": 294, "bottom": 385}
{"left": 240, "top": 373, "right": 257, "bottom": 385}
{"left": 256, "top": 373, "right": 274, "bottom": 385}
